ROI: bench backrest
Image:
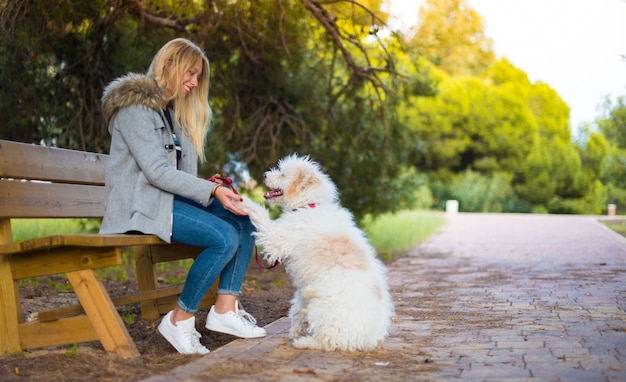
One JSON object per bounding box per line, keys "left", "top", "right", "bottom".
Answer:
{"left": 0, "top": 139, "right": 108, "bottom": 218}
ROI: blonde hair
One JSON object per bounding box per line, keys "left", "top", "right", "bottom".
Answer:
{"left": 148, "top": 38, "right": 212, "bottom": 160}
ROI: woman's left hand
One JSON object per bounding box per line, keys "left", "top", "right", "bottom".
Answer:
{"left": 214, "top": 185, "right": 248, "bottom": 216}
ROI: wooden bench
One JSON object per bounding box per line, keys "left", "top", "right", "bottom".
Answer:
{"left": 0, "top": 139, "right": 217, "bottom": 358}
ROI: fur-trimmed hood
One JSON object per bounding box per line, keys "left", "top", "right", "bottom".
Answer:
{"left": 101, "top": 73, "right": 165, "bottom": 126}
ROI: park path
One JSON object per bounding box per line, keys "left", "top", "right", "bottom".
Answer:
{"left": 143, "top": 213, "right": 626, "bottom": 381}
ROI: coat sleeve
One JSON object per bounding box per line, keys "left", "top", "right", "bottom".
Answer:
{"left": 112, "top": 104, "right": 216, "bottom": 206}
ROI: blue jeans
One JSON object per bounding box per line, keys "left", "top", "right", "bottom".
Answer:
{"left": 172, "top": 196, "right": 255, "bottom": 313}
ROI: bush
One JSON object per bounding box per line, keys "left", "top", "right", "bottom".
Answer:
{"left": 546, "top": 180, "right": 607, "bottom": 215}
{"left": 389, "top": 168, "right": 435, "bottom": 211}
{"left": 442, "top": 170, "right": 519, "bottom": 212}
{"left": 606, "top": 183, "right": 626, "bottom": 215}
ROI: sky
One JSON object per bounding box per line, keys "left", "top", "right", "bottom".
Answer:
{"left": 386, "top": 0, "right": 626, "bottom": 132}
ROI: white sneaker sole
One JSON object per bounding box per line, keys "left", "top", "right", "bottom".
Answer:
{"left": 205, "top": 322, "right": 266, "bottom": 338}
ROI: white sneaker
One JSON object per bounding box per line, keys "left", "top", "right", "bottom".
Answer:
{"left": 205, "top": 303, "right": 267, "bottom": 338}
{"left": 158, "top": 310, "right": 210, "bottom": 355}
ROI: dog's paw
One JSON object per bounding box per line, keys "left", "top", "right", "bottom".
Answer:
{"left": 292, "top": 335, "right": 324, "bottom": 350}
{"left": 234, "top": 198, "right": 262, "bottom": 214}
{"left": 236, "top": 198, "right": 271, "bottom": 230}
{"left": 288, "top": 324, "right": 306, "bottom": 339}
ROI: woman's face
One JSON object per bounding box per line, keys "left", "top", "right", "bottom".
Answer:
{"left": 183, "top": 59, "right": 202, "bottom": 96}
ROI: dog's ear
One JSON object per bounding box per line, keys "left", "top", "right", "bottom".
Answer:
{"left": 286, "top": 167, "right": 320, "bottom": 198}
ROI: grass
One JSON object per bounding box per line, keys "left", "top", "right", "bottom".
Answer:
{"left": 362, "top": 210, "right": 446, "bottom": 261}
{"left": 11, "top": 218, "right": 90, "bottom": 242}
{"left": 600, "top": 218, "right": 626, "bottom": 238}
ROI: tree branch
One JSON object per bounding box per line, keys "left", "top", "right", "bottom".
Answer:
{"left": 125, "top": 0, "right": 199, "bottom": 31}
{"left": 299, "top": 0, "right": 394, "bottom": 99}
{"left": 300, "top": 0, "right": 366, "bottom": 77}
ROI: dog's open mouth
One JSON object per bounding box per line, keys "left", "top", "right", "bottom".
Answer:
{"left": 264, "top": 189, "right": 283, "bottom": 200}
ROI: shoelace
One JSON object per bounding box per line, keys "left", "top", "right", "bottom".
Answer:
{"left": 236, "top": 307, "right": 258, "bottom": 326}
{"left": 186, "top": 328, "right": 206, "bottom": 351}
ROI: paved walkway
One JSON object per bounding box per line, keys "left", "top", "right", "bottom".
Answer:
{"left": 143, "top": 213, "right": 626, "bottom": 382}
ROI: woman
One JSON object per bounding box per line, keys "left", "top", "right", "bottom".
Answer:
{"left": 100, "top": 38, "right": 265, "bottom": 355}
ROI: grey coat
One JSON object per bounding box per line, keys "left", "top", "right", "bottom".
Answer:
{"left": 99, "top": 73, "right": 216, "bottom": 242}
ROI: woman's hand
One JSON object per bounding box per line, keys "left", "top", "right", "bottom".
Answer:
{"left": 214, "top": 185, "right": 248, "bottom": 216}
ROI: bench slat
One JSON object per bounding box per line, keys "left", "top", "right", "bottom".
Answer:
{"left": 38, "top": 285, "right": 185, "bottom": 322}
{"left": 18, "top": 315, "right": 99, "bottom": 349}
{"left": 11, "top": 247, "right": 123, "bottom": 279}
{"left": 0, "top": 179, "right": 105, "bottom": 218}
{"left": 0, "top": 140, "right": 107, "bottom": 184}
{"left": 0, "top": 234, "right": 166, "bottom": 256}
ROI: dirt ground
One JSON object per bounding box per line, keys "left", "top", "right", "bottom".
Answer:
{"left": 0, "top": 261, "right": 295, "bottom": 382}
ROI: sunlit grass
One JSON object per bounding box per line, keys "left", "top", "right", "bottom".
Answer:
{"left": 600, "top": 218, "right": 626, "bottom": 238}
{"left": 11, "top": 218, "right": 87, "bottom": 241}
{"left": 362, "top": 210, "right": 446, "bottom": 261}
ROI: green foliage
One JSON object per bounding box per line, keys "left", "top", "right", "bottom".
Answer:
{"left": 428, "top": 169, "right": 527, "bottom": 212}
{"left": 606, "top": 182, "right": 626, "bottom": 212}
{"left": 484, "top": 59, "right": 597, "bottom": 209}
{"left": 550, "top": 140, "right": 587, "bottom": 198}
{"left": 18, "top": 274, "right": 72, "bottom": 295}
{"left": 546, "top": 180, "right": 607, "bottom": 215}
{"left": 580, "top": 130, "right": 609, "bottom": 179}
{"left": 361, "top": 210, "right": 446, "bottom": 260}
{"left": 598, "top": 96, "right": 626, "bottom": 149}
{"left": 155, "top": 259, "right": 193, "bottom": 285}
{"left": 0, "top": 0, "right": 118, "bottom": 151}
{"left": 401, "top": 54, "right": 605, "bottom": 214}
{"left": 65, "top": 342, "right": 78, "bottom": 359}
{"left": 119, "top": 306, "right": 136, "bottom": 325}
{"left": 411, "top": 0, "right": 495, "bottom": 76}
{"left": 390, "top": 168, "right": 435, "bottom": 211}
{"left": 512, "top": 138, "right": 555, "bottom": 206}
{"left": 403, "top": 63, "right": 537, "bottom": 174}
{"left": 448, "top": 170, "right": 518, "bottom": 212}
{"left": 604, "top": 147, "right": 626, "bottom": 188}
{"left": 588, "top": 95, "right": 626, "bottom": 214}
{"left": 97, "top": 264, "right": 129, "bottom": 283}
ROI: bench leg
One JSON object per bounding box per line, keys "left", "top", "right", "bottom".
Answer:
{"left": 0, "top": 255, "right": 21, "bottom": 355}
{"left": 134, "top": 245, "right": 161, "bottom": 320}
{"left": 66, "top": 269, "right": 140, "bottom": 358}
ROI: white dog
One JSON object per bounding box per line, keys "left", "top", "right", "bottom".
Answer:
{"left": 236, "top": 155, "right": 394, "bottom": 352}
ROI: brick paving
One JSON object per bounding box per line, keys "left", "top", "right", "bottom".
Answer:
{"left": 143, "top": 213, "right": 626, "bottom": 382}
